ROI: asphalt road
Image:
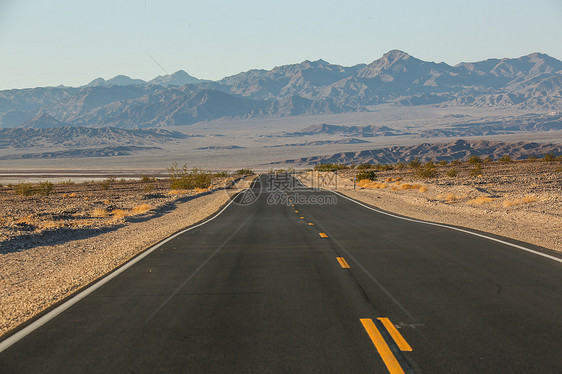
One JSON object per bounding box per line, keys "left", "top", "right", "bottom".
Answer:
{"left": 1, "top": 175, "right": 561, "bottom": 373}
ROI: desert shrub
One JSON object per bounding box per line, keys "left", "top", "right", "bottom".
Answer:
{"left": 469, "top": 164, "right": 483, "bottom": 177}
{"left": 467, "top": 155, "right": 482, "bottom": 164}
{"left": 450, "top": 159, "right": 462, "bottom": 165}
{"left": 543, "top": 153, "right": 556, "bottom": 162}
{"left": 15, "top": 182, "right": 35, "bottom": 196}
{"left": 555, "top": 167, "right": 562, "bottom": 172}
{"left": 37, "top": 181, "right": 54, "bottom": 196}
{"left": 314, "top": 163, "right": 349, "bottom": 171}
{"left": 214, "top": 171, "right": 228, "bottom": 177}
{"left": 416, "top": 161, "right": 437, "bottom": 178}
{"left": 356, "top": 163, "right": 373, "bottom": 170}
{"left": 100, "top": 177, "right": 116, "bottom": 190}
{"left": 499, "top": 154, "right": 512, "bottom": 162}
{"left": 527, "top": 155, "right": 538, "bottom": 161}
{"left": 60, "top": 179, "right": 75, "bottom": 186}
{"left": 236, "top": 168, "right": 255, "bottom": 175}
{"left": 438, "top": 160, "right": 448, "bottom": 165}
{"left": 356, "top": 170, "right": 377, "bottom": 181}
{"left": 408, "top": 158, "right": 421, "bottom": 168}
{"left": 168, "top": 163, "right": 213, "bottom": 189}
{"left": 395, "top": 162, "right": 406, "bottom": 170}
{"left": 446, "top": 168, "right": 458, "bottom": 177}
{"left": 140, "top": 174, "right": 155, "bottom": 182}
{"left": 483, "top": 156, "right": 493, "bottom": 163}
{"left": 379, "top": 164, "right": 394, "bottom": 171}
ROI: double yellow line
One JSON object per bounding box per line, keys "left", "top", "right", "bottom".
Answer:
{"left": 360, "top": 318, "right": 412, "bottom": 374}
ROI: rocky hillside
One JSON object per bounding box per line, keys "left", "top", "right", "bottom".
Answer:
{"left": 0, "top": 127, "right": 187, "bottom": 149}
{"left": 280, "top": 139, "right": 562, "bottom": 165}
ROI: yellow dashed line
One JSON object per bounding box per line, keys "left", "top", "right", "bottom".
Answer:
{"left": 336, "top": 257, "right": 350, "bottom": 268}
{"left": 378, "top": 318, "right": 412, "bottom": 352}
{"left": 300, "top": 217, "right": 304, "bottom": 219}
{"left": 319, "top": 233, "right": 328, "bottom": 238}
{"left": 360, "top": 318, "right": 405, "bottom": 374}
{"left": 308, "top": 223, "right": 314, "bottom": 226}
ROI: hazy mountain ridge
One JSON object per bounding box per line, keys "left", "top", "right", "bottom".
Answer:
{"left": 0, "top": 126, "right": 187, "bottom": 149}
{"left": 279, "top": 139, "right": 562, "bottom": 166}
{"left": 0, "top": 51, "right": 560, "bottom": 128}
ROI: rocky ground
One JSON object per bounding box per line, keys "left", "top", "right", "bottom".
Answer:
{"left": 0, "top": 176, "right": 254, "bottom": 337}
{"left": 299, "top": 159, "right": 562, "bottom": 252}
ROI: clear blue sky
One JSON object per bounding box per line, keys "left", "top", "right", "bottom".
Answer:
{"left": 1, "top": 0, "right": 561, "bottom": 89}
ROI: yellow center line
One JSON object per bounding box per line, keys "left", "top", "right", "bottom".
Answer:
{"left": 378, "top": 318, "right": 412, "bottom": 352}
{"left": 360, "top": 318, "right": 405, "bottom": 374}
{"left": 308, "top": 222, "right": 314, "bottom": 226}
{"left": 336, "top": 257, "right": 350, "bottom": 268}
{"left": 300, "top": 217, "right": 304, "bottom": 219}
{"left": 295, "top": 210, "right": 299, "bottom": 213}
{"left": 319, "top": 232, "right": 328, "bottom": 238}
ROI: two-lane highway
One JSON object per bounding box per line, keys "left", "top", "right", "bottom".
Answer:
{"left": 1, "top": 175, "right": 560, "bottom": 373}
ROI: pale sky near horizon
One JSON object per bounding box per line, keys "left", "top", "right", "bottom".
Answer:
{"left": 0, "top": 0, "right": 560, "bottom": 90}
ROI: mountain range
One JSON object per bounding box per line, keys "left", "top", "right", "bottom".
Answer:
{"left": 278, "top": 139, "right": 562, "bottom": 166}
{"left": 0, "top": 50, "right": 560, "bottom": 128}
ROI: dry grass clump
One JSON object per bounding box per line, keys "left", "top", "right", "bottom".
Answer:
{"left": 502, "top": 196, "right": 537, "bottom": 207}
{"left": 41, "top": 220, "right": 63, "bottom": 229}
{"left": 129, "top": 204, "right": 153, "bottom": 216}
{"left": 418, "top": 186, "right": 428, "bottom": 193}
{"left": 111, "top": 209, "right": 128, "bottom": 220}
{"left": 437, "top": 193, "right": 463, "bottom": 201}
{"left": 399, "top": 183, "right": 422, "bottom": 190}
{"left": 168, "top": 189, "right": 189, "bottom": 196}
{"left": 357, "top": 180, "right": 387, "bottom": 189}
{"left": 91, "top": 208, "right": 110, "bottom": 218}
{"left": 467, "top": 196, "right": 495, "bottom": 205}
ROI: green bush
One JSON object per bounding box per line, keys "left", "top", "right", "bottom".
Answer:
{"left": 446, "top": 168, "right": 458, "bottom": 177}
{"left": 235, "top": 168, "right": 255, "bottom": 175}
{"left": 168, "top": 163, "right": 212, "bottom": 189}
{"left": 543, "top": 153, "right": 556, "bottom": 162}
{"left": 15, "top": 182, "right": 35, "bottom": 196}
{"left": 356, "top": 163, "right": 373, "bottom": 170}
{"left": 416, "top": 161, "right": 437, "bottom": 178}
{"left": 467, "top": 155, "right": 482, "bottom": 164}
{"left": 37, "top": 181, "right": 54, "bottom": 196}
{"left": 408, "top": 158, "right": 421, "bottom": 168}
{"left": 140, "top": 174, "right": 155, "bottom": 182}
{"left": 450, "top": 159, "right": 462, "bottom": 165}
{"left": 356, "top": 170, "right": 377, "bottom": 181}
{"left": 314, "top": 163, "right": 350, "bottom": 171}
{"left": 499, "top": 154, "right": 512, "bottom": 162}
{"left": 99, "top": 177, "right": 115, "bottom": 190}
{"left": 439, "top": 160, "right": 448, "bottom": 165}
{"left": 469, "top": 164, "right": 483, "bottom": 177}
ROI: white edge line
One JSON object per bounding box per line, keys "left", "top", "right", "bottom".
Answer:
{"left": 0, "top": 191, "right": 243, "bottom": 353}
{"left": 295, "top": 176, "right": 562, "bottom": 264}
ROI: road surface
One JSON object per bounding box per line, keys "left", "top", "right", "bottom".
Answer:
{"left": 1, "top": 175, "right": 561, "bottom": 373}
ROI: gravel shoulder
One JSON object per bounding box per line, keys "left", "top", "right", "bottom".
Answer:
{"left": 0, "top": 177, "right": 254, "bottom": 337}
{"left": 299, "top": 161, "right": 562, "bottom": 253}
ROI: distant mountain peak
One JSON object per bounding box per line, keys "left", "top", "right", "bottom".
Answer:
{"left": 382, "top": 49, "right": 411, "bottom": 60}
{"left": 149, "top": 70, "right": 202, "bottom": 86}
{"left": 19, "top": 112, "right": 64, "bottom": 128}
